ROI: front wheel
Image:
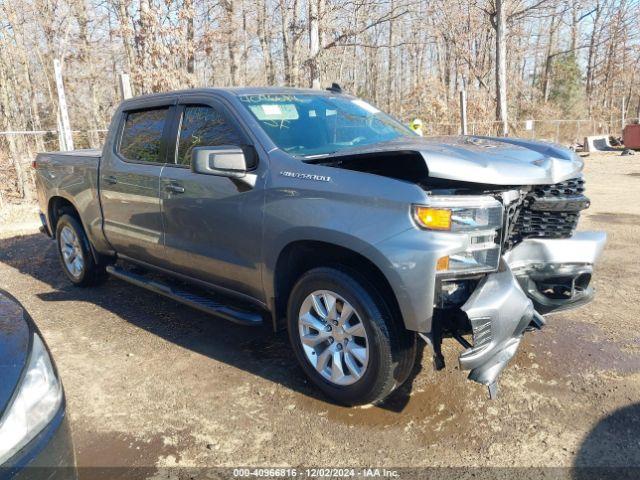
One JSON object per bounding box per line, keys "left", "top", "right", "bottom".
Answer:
{"left": 287, "top": 267, "right": 416, "bottom": 406}
{"left": 55, "top": 214, "right": 106, "bottom": 287}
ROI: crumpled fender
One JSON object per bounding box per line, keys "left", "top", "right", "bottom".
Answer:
{"left": 459, "top": 231, "right": 607, "bottom": 397}
{"left": 460, "top": 263, "right": 534, "bottom": 392}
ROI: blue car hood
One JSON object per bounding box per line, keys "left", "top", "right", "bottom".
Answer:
{"left": 0, "top": 291, "right": 31, "bottom": 417}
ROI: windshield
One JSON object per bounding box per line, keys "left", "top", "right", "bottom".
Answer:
{"left": 237, "top": 94, "right": 414, "bottom": 157}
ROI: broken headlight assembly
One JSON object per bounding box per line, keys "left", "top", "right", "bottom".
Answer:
{"left": 412, "top": 195, "right": 503, "bottom": 275}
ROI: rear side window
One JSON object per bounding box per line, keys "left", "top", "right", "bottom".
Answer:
{"left": 176, "top": 105, "right": 243, "bottom": 166}
{"left": 118, "top": 108, "right": 169, "bottom": 163}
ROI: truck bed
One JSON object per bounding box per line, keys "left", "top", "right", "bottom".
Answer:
{"left": 40, "top": 148, "right": 102, "bottom": 158}
{"left": 35, "top": 148, "right": 104, "bottom": 247}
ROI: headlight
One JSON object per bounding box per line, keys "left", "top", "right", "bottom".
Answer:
{"left": 0, "top": 333, "right": 63, "bottom": 464}
{"left": 412, "top": 195, "right": 504, "bottom": 275}
{"left": 413, "top": 196, "right": 503, "bottom": 232}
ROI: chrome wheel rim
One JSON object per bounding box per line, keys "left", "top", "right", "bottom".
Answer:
{"left": 60, "top": 225, "right": 84, "bottom": 279}
{"left": 298, "top": 290, "right": 369, "bottom": 386}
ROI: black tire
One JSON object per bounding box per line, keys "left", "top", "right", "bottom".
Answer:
{"left": 287, "top": 266, "right": 416, "bottom": 406}
{"left": 55, "top": 214, "right": 106, "bottom": 287}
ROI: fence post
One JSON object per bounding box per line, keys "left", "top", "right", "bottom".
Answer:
{"left": 119, "top": 73, "right": 133, "bottom": 100}
{"left": 53, "top": 59, "right": 74, "bottom": 151}
{"left": 459, "top": 90, "right": 468, "bottom": 135}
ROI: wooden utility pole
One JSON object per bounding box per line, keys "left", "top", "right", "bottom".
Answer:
{"left": 119, "top": 73, "right": 133, "bottom": 100}
{"left": 53, "top": 59, "right": 74, "bottom": 151}
{"left": 459, "top": 90, "right": 468, "bottom": 135}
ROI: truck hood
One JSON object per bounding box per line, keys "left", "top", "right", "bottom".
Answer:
{"left": 323, "top": 136, "right": 583, "bottom": 186}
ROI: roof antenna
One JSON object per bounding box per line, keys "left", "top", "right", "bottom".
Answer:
{"left": 326, "top": 83, "right": 342, "bottom": 94}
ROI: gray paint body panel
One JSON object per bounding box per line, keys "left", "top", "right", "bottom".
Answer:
{"left": 33, "top": 87, "right": 602, "bottom": 333}
{"left": 34, "top": 87, "right": 607, "bottom": 392}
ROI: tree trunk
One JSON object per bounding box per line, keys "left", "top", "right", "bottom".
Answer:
{"left": 0, "top": 54, "right": 31, "bottom": 199}
{"left": 222, "top": 1, "right": 239, "bottom": 85}
{"left": 74, "top": 0, "right": 101, "bottom": 147}
{"left": 289, "top": 0, "right": 301, "bottom": 86}
{"left": 308, "top": 0, "right": 320, "bottom": 88}
{"left": 185, "top": 0, "right": 195, "bottom": 76}
{"left": 138, "top": 0, "right": 151, "bottom": 92}
{"left": 280, "top": 0, "right": 292, "bottom": 85}
{"left": 494, "top": 0, "right": 508, "bottom": 136}
{"left": 257, "top": 0, "right": 275, "bottom": 84}
{"left": 570, "top": 2, "right": 579, "bottom": 53}
{"left": 386, "top": 0, "right": 395, "bottom": 111}
{"left": 586, "top": 0, "right": 602, "bottom": 113}
{"left": 541, "top": 12, "right": 558, "bottom": 104}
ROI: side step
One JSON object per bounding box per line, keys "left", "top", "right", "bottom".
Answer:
{"left": 106, "top": 265, "right": 264, "bottom": 327}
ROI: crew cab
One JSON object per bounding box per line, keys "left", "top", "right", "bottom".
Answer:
{"left": 34, "top": 87, "right": 606, "bottom": 405}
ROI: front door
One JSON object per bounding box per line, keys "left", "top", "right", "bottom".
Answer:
{"left": 158, "top": 98, "right": 265, "bottom": 300}
{"left": 100, "top": 106, "right": 171, "bottom": 265}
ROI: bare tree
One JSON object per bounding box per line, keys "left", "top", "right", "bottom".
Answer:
{"left": 494, "top": 0, "right": 509, "bottom": 135}
{"left": 1, "top": 0, "right": 640, "bottom": 201}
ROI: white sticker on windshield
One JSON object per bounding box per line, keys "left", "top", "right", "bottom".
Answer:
{"left": 262, "top": 104, "right": 282, "bottom": 115}
{"left": 351, "top": 99, "right": 380, "bottom": 114}
{"left": 249, "top": 104, "right": 299, "bottom": 120}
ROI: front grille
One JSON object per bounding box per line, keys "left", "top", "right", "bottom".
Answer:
{"left": 531, "top": 177, "right": 586, "bottom": 197}
{"left": 505, "top": 177, "right": 588, "bottom": 249}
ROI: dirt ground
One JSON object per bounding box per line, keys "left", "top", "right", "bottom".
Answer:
{"left": 1, "top": 152, "right": 639, "bottom": 478}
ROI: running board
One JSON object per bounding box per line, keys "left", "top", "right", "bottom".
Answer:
{"left": 105, "top": 265, "right": 264, "bottom": 327}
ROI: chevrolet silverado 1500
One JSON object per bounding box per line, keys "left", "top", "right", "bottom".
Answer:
{"left": 34, "top": 87, "right": 606, "bottom": 405}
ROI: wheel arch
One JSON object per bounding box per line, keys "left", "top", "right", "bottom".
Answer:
{"left": 48, "top": 195, "right": 81, "bottom": 237}
{"left": 48, "top": 195, "right": 105, "bottom": 265}
{"left": 269, "top": 238, "right": 404, "bottom": 333}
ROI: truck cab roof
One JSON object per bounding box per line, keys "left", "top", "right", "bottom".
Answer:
{"left": 119, "top": 86, "right": 348, "bottom": 110}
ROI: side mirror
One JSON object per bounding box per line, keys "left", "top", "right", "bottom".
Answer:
{"left": 191, "top": 145, "right": 255, "bottom": 178}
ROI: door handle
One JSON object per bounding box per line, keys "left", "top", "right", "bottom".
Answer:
{"left": 103, "top": 175, "right": 117, "bottom": 185}
{"left": 165, "top": 183, "right": 185, "bottom": 194}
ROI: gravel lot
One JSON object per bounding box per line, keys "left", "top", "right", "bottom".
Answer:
{"left": 1, "top": 152, "right": 639, "bottom": 478}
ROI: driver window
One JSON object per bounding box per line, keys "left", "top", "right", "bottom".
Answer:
{"left": 176, "top": 105, "right": 243, "bottom": 166}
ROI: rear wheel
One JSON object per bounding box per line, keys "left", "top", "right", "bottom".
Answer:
{"left": 55, "top": 214, "right": 106, "bottom": 287}
{"left": 287, "top": 267, "right": 416, "bottom": 406}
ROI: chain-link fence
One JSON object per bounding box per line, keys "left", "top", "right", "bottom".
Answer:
{"left": 425, "top": 118, "right": 637, "bottom": 143}
{"left": 0, "top": 118, "right": 636, "bottom": 207}
{"left": 0, "top": 129, "right": 108, "bottom": 207}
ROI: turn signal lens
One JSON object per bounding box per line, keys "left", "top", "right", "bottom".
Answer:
{"left": 436, "top": 256, "right": 450, "bottom": 271}
{"left": 413, "top": 207, "right": 452, "bottom": 230}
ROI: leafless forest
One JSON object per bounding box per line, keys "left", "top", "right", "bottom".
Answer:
{"left": 0, "top": 0, "right": 639, "bottom": 203}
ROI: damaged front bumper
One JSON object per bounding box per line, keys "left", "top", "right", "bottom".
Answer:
{"left": 503, "top": 231, "right": 607, "bottom": 314}
{"left": 457, "top": 231, "right": 606, "bottom": 397}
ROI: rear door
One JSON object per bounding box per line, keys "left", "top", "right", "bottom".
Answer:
{"left": 99, "top": 105, "right": 173, "bottom": 265}
{"left": 158, "top": 96, "right": 265, "bottom": 300}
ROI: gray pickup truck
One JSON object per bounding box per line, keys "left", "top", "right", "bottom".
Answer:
{"left": 34, "top": 87, "right": 606, "bottom": 405}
